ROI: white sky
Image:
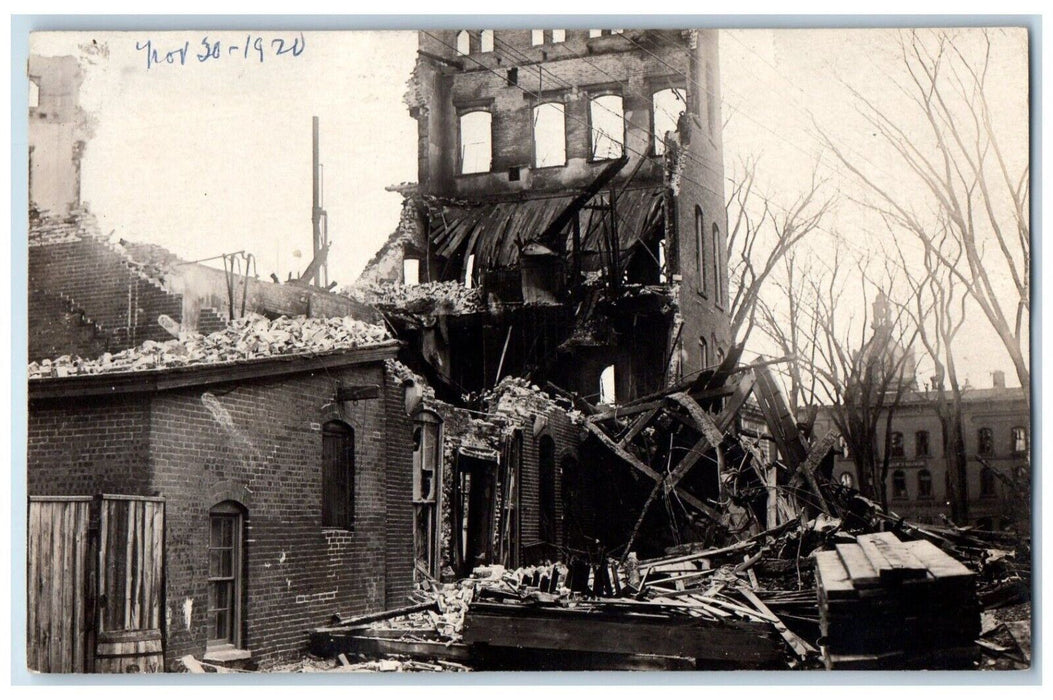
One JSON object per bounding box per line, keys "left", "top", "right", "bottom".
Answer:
{"left": 28, "top": 27, "right": 1029, "bottom": 388}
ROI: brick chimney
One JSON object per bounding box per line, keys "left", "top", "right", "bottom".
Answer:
{"left": 992, "top": 370, "right": 1006, "bottom": 389}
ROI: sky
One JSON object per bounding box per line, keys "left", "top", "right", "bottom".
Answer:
{"left": 28, "top": 26, "right": 1030, "bottom": 389}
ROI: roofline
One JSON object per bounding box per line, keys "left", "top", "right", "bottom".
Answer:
{"left": 28, "top": 341, "right": 401, "bottom": 400}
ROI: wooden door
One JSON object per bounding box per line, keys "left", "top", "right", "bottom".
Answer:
{"left": 94, "top": 496, "right": 165, "bottom": 673}
{"left": 27, "top": 496, "right": 94, "bottom": 673}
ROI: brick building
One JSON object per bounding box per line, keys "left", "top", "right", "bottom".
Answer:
{"left": 358, "top": 28, "right": 730, "bottom": 404}
{"left": 813, "top": 373, "right": 1030, "bottom": 529}
{"left": 27, "top": 334, "right": 416, "bottom": 670}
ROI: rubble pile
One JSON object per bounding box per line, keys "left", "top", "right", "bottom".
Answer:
{"left": 385, "top": 359, "right": 437, "bottom": 402}
{"left": 347, "top": 281, "right": 484, "bottom": 316}
{"left": 28, "top": 313, "right": 392, "bottom": 379}
{"left": 482, "top": 376, "right": 585, "bottom": 425}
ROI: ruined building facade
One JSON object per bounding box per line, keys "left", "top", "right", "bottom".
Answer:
{"left": 360, "top": 29, "right": 730, "bottom": 404}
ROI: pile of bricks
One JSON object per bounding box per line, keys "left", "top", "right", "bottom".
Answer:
{"left": 348, "top": 281, "right": 484, "bottom": 315}
{"left": 28, "top": 313, "right": 392, "bottom": 379}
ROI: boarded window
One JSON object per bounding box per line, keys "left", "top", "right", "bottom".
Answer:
{"left": 208, "top": 502, "right": 243, "bottom": 648}
{"left": 531, "top": 30, "right": 544, "bottom": 46}
{"left": 978, "top": 427, "right": 994, "bottom": 456}
{"left": 589, "top": 94, "right": 624, "bottom": 160}
{"left": 890, "top": 431, "right": 904, "bottom": 458}
{"left": 533, "top": 102, "right": 567, "bottom": 168}
{"left": 652, "top": 87, "right": 685, "bottom": 156}
{"left": 695, "top": 206, "right": 706, "bottom": 294}
{"left": 459, "top": 111, "right": 492, "bottom": 174}
{"left": 480, "top": 30, "right": 494, "bottom": 53}
{"left": 456, "top": 31, "right": 470, "bottom": 56}
{"left": 322, "top": 421, "right": 355, "bottom": 528}
{"left": 916, "top": 430, "right": 930, "bottom": 457}
{"left": 551, "top": 30, "right": 566, "bottom": 43}
{"left": 892, "top": 470, "right": 907, "bottom": 499}
{"left": 917, "top": 470, "right": 933, "bottom": 499}
{"left": 538, "top": 436, "right": 557, "bottom": 546}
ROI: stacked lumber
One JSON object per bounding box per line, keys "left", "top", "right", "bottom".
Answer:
{"left": 815, "top": 531, "right": 980, "bottom": 669}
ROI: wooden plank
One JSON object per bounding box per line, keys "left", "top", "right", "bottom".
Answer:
{"left": 151, "top": 503, "right": 164, "bottom": 630}
{"left": 26, "top": 502, "right": 41, "bottom": 672}
{"left": 835, "top": 543, "right": 882, "bottom": 588}
{"left": 134, "top": 499, "right": 145, "bottom": 628}
{"left": 617, "top": 407, "right": 661, "bottom": 447}
{"left": 584, "top": 422, "right": 661, "bottom": 482}
{"left": 142, "top": 501, "right": 154, "bottom": 635}
{"left": 814, "top": 550, "right": 857, "bottom": 599}
{"left": 462, "top": 606, "right": 781, "bottom": 666}
{"left": 666, "top": 393, "right": 724, "bottom": 447}
{"left": 48, "top": 503, "right": 64, "bottom": 672}
{"left": 661, "top": 435, "right": 709, "bottom": 494}
{"left": 902, "top": 540, "right": 974, "bottom": 582}
{"left": 856, "top": 532, "right": 929, "bottom": 582}
{"left": 72, "top": 502, "right": 88, "bottom": 673}
{"left": 738, "top": 587, "right": 817, "bottom": 660}
{"left": 713, "top": 373, "right": 757, "bottom": 431}
{"left": 60, "top": 502, "right": 75, "bottom": 672}
{"left": 98, "top": 497, "right": 108, "bottom": 635}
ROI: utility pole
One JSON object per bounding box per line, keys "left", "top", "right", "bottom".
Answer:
{"left": 311, "top": 116, "right": 329, "bottom": 288}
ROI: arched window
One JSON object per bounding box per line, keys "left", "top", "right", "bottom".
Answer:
{"left": 977, "top": 427, "right": 994, "bottom": 456}
{"left": 712, "top": 223, "right": 723, "bottom": 306}
{"left": 652, "top": 87, "right": 685, "bottom": 156}
{"left": 538, "top": 436, "right": 557, "bottom": 545}
{"left": 456, "top": 31, "right": 471, "bottom": 56}
{"left": 459, "top": 111, "right": 492, "bottom": 174}
{"left": 532, "top": 102, "right": 567, "bottom": 167}
{"left": 480, "top": 30, "right": 494, "bottom": 53}
{"left": 599, "top": 365, "right": 616, "bottom": 404}
{"left": 892, "top": 470, "right": 907, "bottom": 499}
{"left": 915, "top": 430, "right": 930, "bottom": 458}
{"left": 322, "top": 421, "right": 355, "bottom": 528}
{"left": 695, "top": 206, "right": 706, "bottom": 295}
{"left": 208, "top": 501, "right": 245, "bottom": 650}
{"left": 698, "top": 336, "right": 709, "bottom": 370}
{"left": 1011, "top": 426, "right": 1028, "bottom": 455}
{"left": 890, "top": 431, "right": 905, "bottom": 458}
{"left": 589, "top": 94, "right": 624, "bottom": 160}
{"left": 917, "top": 469, "right": 933, "bottom": 499}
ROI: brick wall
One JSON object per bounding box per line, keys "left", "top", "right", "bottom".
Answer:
{"left": 27, "top": 288, "right": 111, "bottom": 362}
{"left": 27, "top": 357, "right": 415, "bottom": 670}
{"left": 27, "top": 393, "right": 153, "bottom": 496}
{"left": 29, "top": 239, "right": 183, "bottom": 356}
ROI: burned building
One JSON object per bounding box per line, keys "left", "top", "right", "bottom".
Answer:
{"left": 358, "top": 29, "right": 730, "bottom": 405}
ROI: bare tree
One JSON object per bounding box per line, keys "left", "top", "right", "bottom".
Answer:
{"left": 725, "top": 158, "right": 833, "bottom": 348}
{"left": 821, "top": 28, "right": 1029, "bottom": 399}
{"left": 759, "top": 247, "right": 921, "bottom": 508}
{"left": 895, "top": 222, "right": 972, "bottom": 522}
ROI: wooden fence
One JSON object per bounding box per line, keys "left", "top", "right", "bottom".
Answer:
{"left": 27, "top": 495, "right": 165, "bottom": 673}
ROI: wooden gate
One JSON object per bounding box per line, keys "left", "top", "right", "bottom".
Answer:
{"left": 27, "top": 495, "right": 165, "bottom": 673}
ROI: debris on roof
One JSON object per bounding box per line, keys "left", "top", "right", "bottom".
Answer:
{"left": 347, "top": 281, "right": 485, "bottom": 316}
{"left": 482, "top": 376, "right": 584, "bottom": 425}
{"left": 28, "top": 313, "right": 392, "bottom": 379}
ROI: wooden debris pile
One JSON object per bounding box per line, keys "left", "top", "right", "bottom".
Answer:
{"left": 28, "top": 313, "right": 392, "bottom": 379}
{"left": 815, "top": 531, "right": 980, "bottom": 669}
